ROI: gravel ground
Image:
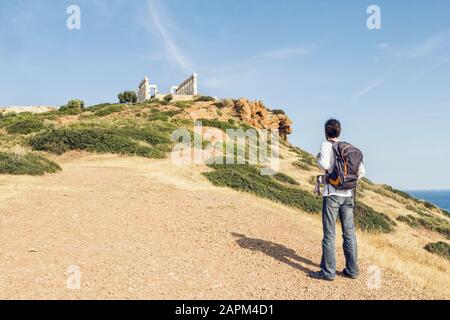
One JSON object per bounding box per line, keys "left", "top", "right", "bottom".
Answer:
{"left": 0, "top": 155, "right": 431, "bottom": 299}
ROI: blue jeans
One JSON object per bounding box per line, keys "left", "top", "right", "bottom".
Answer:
{"left": 320, "top": 195, "right": 358, "bottom": 279}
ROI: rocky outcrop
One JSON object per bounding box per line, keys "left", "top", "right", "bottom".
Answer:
{"left": 233, "top": 98, "right": 293, "bottom": 140}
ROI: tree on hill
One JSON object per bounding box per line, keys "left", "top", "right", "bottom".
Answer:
{"left": 118, "top": 91, "right": 137, "bottom": 104}
{"left": 66, "top": 99, "right": 85, "bottom": 109}
{"left": 59, "top": 99, "right": 85, "bottom": 114}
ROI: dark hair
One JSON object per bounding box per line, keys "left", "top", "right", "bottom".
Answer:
{"left": 325, "top": 119, "right": 341, "bottom": 138}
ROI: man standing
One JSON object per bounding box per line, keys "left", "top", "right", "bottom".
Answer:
{"left": 309, "top": 119, "right": 365, "bottom": 281}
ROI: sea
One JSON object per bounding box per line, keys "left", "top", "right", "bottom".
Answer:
{"left": 407, "top": 190, "right": 450, "bottom": 214}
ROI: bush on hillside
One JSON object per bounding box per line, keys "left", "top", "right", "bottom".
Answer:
{"left": 66, "top": 99, "right": 85, "bottom": 109}
{"left": 397, "top": 214, "right": 450, "bottom": 239}
{"left": 0, "top": 152, "right": 61, "bottom": 176}
{"left": 94, "top": 104, "right": 125, "bottom": 117}
{"left": 292, "top": 159, "right": 311, "bottom": 171}
{"left": 163, "top": 94, "right": 173, "bottom": 103}
{"left": 0, "top": 112, "right": 43, "bottom": 132}
{"left": 87, "top": 103, "right": 112, "bottom": 111}
{"left": 59, "top": 99, "right": 85, "bottom": 115}
{"left": 272, "top": 109, "right": 285, "bottom": 115}
{"left": 197, "top": 119, "right": 236, "bottom": 131}
{"left": 423, "top": 201, "right": 437, "bottom": 210}
{"left": 118, "top": 91, "right": 137, "bottom": 104}
{"left": 354, "top": 202, "right": 396, "bottom": 233}
{"left": 424, "top": 241, "right": 450, "bottom": 259}
{"left": 273, "top": 172, "right": 299, "bottom": 185}
{"left": 6, "top": 117, "right": 44, "bottom": 134}
{"left": 175, "top": 100, "right": 193, "bottom": 109}
{"left": 383, "top": 185, "right": 414, "bottom": 200}
{"left": 195, "top": 96, "right": 215, "bottom": 102}
{"left": 148, "top": 109, "right": 183, "bottom": 121}
{"left": 215, "top": 98, "right": 234, "bottom": 109}
{"left": 203, "top": 163, "right": 322, "bottom": 213}
{"left": 28, "top": 126, "right": 173, "bottom": 159}
{"left": 213, "top": 102, "right": 224, "bottom": 108}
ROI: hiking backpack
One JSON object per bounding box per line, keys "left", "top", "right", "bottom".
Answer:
{"left": 327, "top": 141, "right": 363, "bottom": 190}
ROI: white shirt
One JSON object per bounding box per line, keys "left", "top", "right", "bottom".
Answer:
{"left": 317, "top": 140, "right": 366, "bottom": 197}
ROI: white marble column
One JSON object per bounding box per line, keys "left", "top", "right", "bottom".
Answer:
{"left": 192, "top": 73, "right": 198, "bottom": 95}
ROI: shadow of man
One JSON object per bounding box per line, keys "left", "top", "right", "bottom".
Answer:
{"left": 231, "top": 232, "right": 319, "bottom": 274}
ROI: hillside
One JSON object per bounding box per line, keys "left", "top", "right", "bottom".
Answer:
{"left": 0, "top": 97, "right": 448, "bottom": 299}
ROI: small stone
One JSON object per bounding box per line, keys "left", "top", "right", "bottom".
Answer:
{"left": 28, "top": 248, "right": 38, "bottom": 253}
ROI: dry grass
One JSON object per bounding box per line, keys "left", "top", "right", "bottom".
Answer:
{"left": 359, "top": 229, "right": 449, "bottom": 298}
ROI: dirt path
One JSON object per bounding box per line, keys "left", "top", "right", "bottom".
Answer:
{"left": 0, "top": 155, "right": 429, "bottom": 299}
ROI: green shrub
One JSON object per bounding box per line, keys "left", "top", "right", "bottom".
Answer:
{"left": 354, "top": 202, "right": 396, "bottom": 233}
{"left": 0, "top": 112, "right": 18, "bottom": 124}
{"left": 58, "top": 106, "right": 82, "bottom": 115}
{"left": 203, "top": 163, "right": 322, "bottom": 213}
{"left": 382, "top": 184, "right": 418, "bottom": 201}
{"left": 59, "top": 99, "right": 85, "bottom": 115}
{"left": 239, "top": 122, "right": 254, "bottom": 131}
{"left": 6, "top": 117, "right": 44, "bottom": 134}
{"left": 0, "top": 152, "right": 61, "bottom": 176}
{"left": 273, "top": 172, "right": 299, "bottom": 185}
{"left": 424, "top": 241, "right": 450, "bottom": 259}
{"left": 66, "top": 99, "right": 85, "bottom": 109}
{"left": 37, "top": 111, "right": 59, "bottom": 120}
{"left": 272, "top": 109, "right": 285, "bottom": 115}
{"left": 148, "top": 110, "right": 183, "bottom": 121}
{"left": 163, "top": 94, "right": 173, "bottom": 103}
{"left": 94, "top": 104, "right": 125, "bottom": 117}
{"left": 195, "top": 96, "right": 215, "bottom": 102}
{"left": 118, "top": 91, "right": 137, "bottom": 104}
{"left": 148, "top": 98, "right": 160, "bottom": 104}
{"left": 293, "top": 159, "right": 311, "bottom": 171}
{"left": 87, "top": 103, "right": 112, "bottom": 111}
{"left": 397, "top": 214, "right": 450, "bottom": 239}
{"left": 423, "top": 201, "right": 437, "bottom": 210}
{"left": 28, "top": 126, "right": 172, "bottom": 159}
{"left": 289, "top": 146, "right": 316, "bottom": 167}
{"left": 175, "top": 100, "right": 192, "bottom": 109}
{"left": 197, "top": 119, "right": 236, "bottom": 131}
{"left": 148, "top": 112, "right": 169, "bottom": 121}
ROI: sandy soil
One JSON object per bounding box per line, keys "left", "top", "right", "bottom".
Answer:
{"left": 0, "top": 154, "right": 431, "bottom": 299}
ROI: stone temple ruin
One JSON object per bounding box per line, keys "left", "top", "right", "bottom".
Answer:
{"left": 137, "top": 73, "right": 198, "bottom": 103}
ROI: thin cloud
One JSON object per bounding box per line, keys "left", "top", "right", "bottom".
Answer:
{"left": 144, "top": 0, "right": 193, "bottom": 73}
{"left": 254, "top": 45, "right": 317, "bottom": 60}
{"left": 353, "top": 79, "right": 384, "bottom": 102}
{"left": 404, "top": 30, "right": 450, "bottom": 58}
{"left": 203, "top": 44, "right": 317, "bottom": 89}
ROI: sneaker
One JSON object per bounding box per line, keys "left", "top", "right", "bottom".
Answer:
{"left": 308, "top": 271, "right": 334, "bottom": 281}
{"left": 342, "top": 268, "right": 358, "bottom": 279}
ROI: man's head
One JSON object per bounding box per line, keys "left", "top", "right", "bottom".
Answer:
{"left": 324, "top": 119, "right": 341, "bottom": 139}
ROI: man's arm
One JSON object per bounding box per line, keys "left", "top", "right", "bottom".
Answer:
{"left": 358, "top": 162, "right": 366, "bottom": 179}
{"left": 316, "top": 142, "right": 333, "bottom": 171}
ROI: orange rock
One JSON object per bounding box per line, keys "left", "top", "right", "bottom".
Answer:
{"left": 233, "top": 98, "right": 293, "bottom": 141}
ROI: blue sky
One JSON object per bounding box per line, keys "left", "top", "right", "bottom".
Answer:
{"left": 1, "top": 0, "right": 450, "bottom": 189}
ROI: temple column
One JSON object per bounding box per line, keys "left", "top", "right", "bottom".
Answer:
{"left": 192, "top": 73, "right": 198, "bottom": 95}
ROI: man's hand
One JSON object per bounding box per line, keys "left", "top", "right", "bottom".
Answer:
{"left": 316, "top": 153, "right": 321, "bottom": 160}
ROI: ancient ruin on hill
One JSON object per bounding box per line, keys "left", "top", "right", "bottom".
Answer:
{"left": 137, "top": 74, "right": 198, "bottom": 103}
